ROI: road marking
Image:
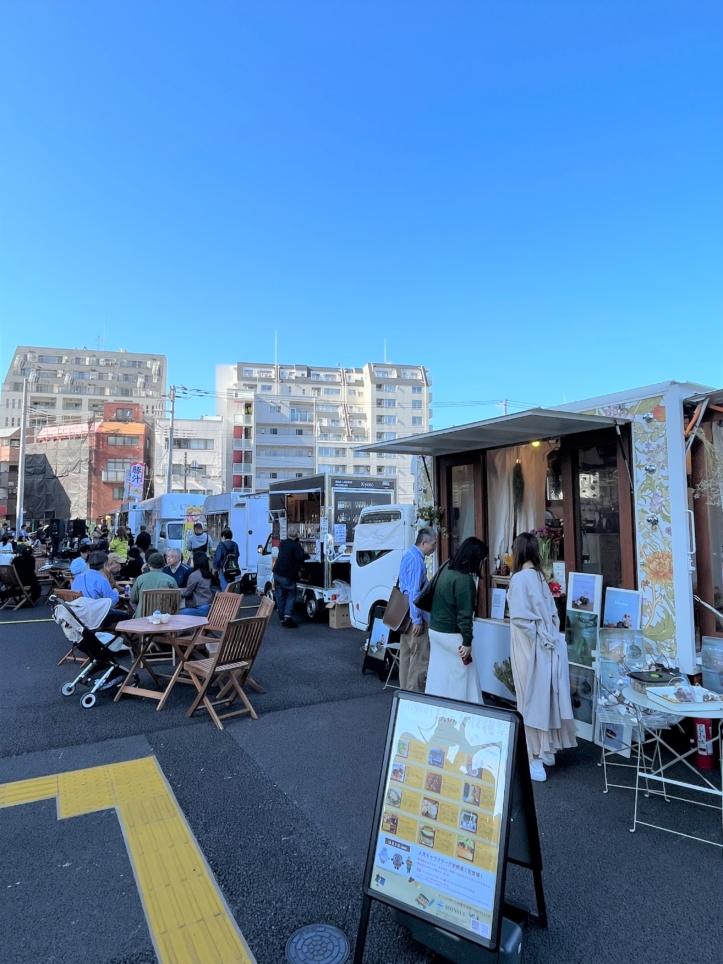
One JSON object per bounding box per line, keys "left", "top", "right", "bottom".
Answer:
{"left": 0, "top": 756, "right": 256, "bottom": 964}
{"left": 0, "top": 618, "right": 55, "bottom": 625}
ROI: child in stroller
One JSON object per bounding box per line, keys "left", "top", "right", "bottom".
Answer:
{"left": 52, "top": 594, "right": 139, "bottom": 708}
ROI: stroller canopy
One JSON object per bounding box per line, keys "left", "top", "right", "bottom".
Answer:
{"left": 55, "top": 596, "right": 112, "bottom": 641}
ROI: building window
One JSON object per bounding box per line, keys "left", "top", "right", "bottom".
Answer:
{"left": 115, "top": 408, "right": 134, "bottom": 420}
{"left": 376, "top": 432, "right": 396, "bottom": 441}
{"left": 377, "top": 399, "right": 396, "bottom": 408}
{"left": 377, "top": 384, "right": 396, "bottom": 392}
{"left": 112, "top": 486, "right": 125, "bottom": 499}
{"left": 38, "top": 354, "right": 61, "bottom": 364}
{"left": 354, "top": 465, "right": 372, "bottom": 475}
{"left": 376, "top": 416, "right": 397, "bottom": 425}
{"left": 270, "top": 472, "right": 278, "bottom": 479}
{"left": 374, "top": 369, "right": 391, "bottom": 378}
{"left": 412, "top": 386, "right": 423, "bottom": 394}
{"left": 412, "top": 400, "right": 423, "bottom": 410}
{"left": 269, "top": 405, "right": 281, "bottom": 413}
{"left": 260, "top": 384, "right": 273, "bottom": 392}
{"left": 63, "top": 400, "right": 82, "bottom": 410}
{"left": 412, "top": 417, "right": 423, "bottom": 426}
{"left": 323, "top": 388, "right": 341, "bottom": 395}
{"left": 173, "top": 438, "right": 214, "bottom": 450}
{"left": 401, "top": 370, "right": 421, "bottom": 379}
{"left": 107, "top": 435, "right": 140, "bottom": 446}
{"left": 377, "top": 466, "right": 396, "bottom": 476}
{"left": 333, "top": 465, "right": 347, "bottom": 473}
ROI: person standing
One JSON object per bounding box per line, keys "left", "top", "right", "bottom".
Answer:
{"left": 180, "top": 551, "right": 214, "bottom": 616}
{"left": 135, "top": 525, "right": 151, "bottom": 554}
{"left": 213, "top": 528, "right": 241, "bottom": 591}
{"left": 397, "top": 526, "right": 437, "bottom": 692}
{"left": 272, "top": 536, "right": 309, "bottom": 627}
{"left": 507, "top": 532, "right": 577, "bottom": 783}
{"left": 109, "top": 529, "right": 130, "bottom": 560}
{"left": 163, "top": 548, "right": 190, "bottom": 588}
{"left": 426, "top": 537, "right": 487, "bottom": 703}
{"left": 185, "top": 522, "right": 213, "bottom": 557}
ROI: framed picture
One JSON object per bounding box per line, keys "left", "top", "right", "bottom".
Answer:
{"left": 602, "top": 588, "right": 643, "bottom": 630}
{"left": 565, "top": 611, "right": 599, "bottom": 668}
{"left": 367, "top": 617, "right": 389, "bottom": 661}
{"left": 567, "top": 572, "right": 603, "bottom": 616}
{"left": 594, "top": 717, "right": 632, "bottom": 759}
{"left": 569, "top": 665, "right": 595, "bottom": 741}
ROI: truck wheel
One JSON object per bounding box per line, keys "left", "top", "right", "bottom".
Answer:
{"left": 264, "top": 584, "right": 275, "bottom": 604}
{"left": 305, "top": 593, "right": 324, "bottom": 622}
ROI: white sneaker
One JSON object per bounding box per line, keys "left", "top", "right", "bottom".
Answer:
{"left": 530, "top": 760, "right": 547, "bottom": 782}
{"left": 541, "top": 752, "right": 555, "bottom": 766}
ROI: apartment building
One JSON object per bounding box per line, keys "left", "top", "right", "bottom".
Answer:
{"left": 0, "top": 427, "right": 20, "bottom": 523}
{"left": 1, "top": 346, "right": 167, "bottom": 429}
{"left": 153, "top": 417, "right": 224, "bottom": 498}
{"left": 215, "top": 362, "right": 432, "bottom": 502}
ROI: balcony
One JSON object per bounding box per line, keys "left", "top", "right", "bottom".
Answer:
{"left": 101, "top": 471, "right": 127, "bottom": 483}
{"left": 232, "top": 438, "right": 253, "bottom": 450}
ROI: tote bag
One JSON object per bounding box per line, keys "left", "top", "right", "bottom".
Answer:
{"left": 383, "top": 583, "right": 411, "bottom": 633}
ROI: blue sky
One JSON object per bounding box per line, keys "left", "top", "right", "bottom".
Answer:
{"left": 1, "top": 1, "right": 721, "bottom": 427}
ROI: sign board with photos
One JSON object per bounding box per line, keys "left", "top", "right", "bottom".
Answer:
{"left": 359, "top": 692, "right": 546, "bottom": 955}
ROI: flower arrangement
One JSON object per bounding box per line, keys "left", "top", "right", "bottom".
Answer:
{"left": 530, "top": 527, "right": 563, "bottom": 565}
{"left": 548, "top": 581, "right": 562, "bottom": 598}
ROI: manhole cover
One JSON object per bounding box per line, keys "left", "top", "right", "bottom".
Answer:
{"left": 285, "top": 924, "right": 351, "bottom": 964}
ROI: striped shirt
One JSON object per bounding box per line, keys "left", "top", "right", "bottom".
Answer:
{"left": 398, "top": 545, "right": 429, "bottom": 626}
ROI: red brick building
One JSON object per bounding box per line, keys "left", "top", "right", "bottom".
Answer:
{"left": 90, "top": 403, "right": 154, "bottom": 520}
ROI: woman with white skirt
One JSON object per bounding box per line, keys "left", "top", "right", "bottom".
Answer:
{"left": 507, "top": 532, "right": 577, "bottom": 782}
{"left": 426, "top": 537, "right": 488, "bottom": 703}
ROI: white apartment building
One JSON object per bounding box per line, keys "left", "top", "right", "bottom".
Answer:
{"left": 1, "top": 346, "right": 167, "bottom": 428}
{"left": 215, "top": 362, "right": 432, "bottom": 502}
{"left": 153, "top": 416, "right": 224, "bottom": 498}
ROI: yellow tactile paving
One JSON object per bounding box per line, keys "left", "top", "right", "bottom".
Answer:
{"left": 0, "top": 757, "right": 255, "bottom": 964}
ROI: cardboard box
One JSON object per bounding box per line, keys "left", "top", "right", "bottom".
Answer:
{"left": 328, "top": 603, "right": 351, "bottom": 630}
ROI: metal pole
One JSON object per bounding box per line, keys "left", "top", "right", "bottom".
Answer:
{"left": 15, "top": 377, "right": 28, "bottom": 530}
{"left": 183, "top": 452, "right": 188, "bottom": 494}
{"left": 166, "top": 385, "right": 176, "bottom": 494}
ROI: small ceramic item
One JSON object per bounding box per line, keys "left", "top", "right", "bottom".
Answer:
{"left": 160, "top": 613, "right": 170, "bottom": 623}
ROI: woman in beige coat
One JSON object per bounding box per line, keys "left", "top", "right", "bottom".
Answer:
{"left": 507, "top": 532, "right": 577, "bottom": 782}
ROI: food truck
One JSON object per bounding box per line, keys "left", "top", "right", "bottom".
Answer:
{"left": 256, "top": 473, "right": 396, "bottom": 620}
{"left": 138, "top": 494, "right": 205, "bottom": 557}
{"left": 203, "top": 491, "right": 271, "bottom": 590}
{"left": 360, "top": 381, "right": 723, "bottom": 738}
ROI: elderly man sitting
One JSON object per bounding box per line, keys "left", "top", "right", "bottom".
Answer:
{"left": 163, "top": 548, "right": 190, "bottom": 588}
{"left": 130, "top": 552, "right": 177, "bottom": 607}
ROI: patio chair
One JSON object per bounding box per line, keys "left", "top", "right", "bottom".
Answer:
{"left": 186, "top": 616, "right": 267, "bottom": 729}
{"left": 138, "top": 588, "right": 181, "bottom": 617}
{"left": 190, "top": 592, "right": 245, "bottom": 655}
{"left": 0, "top": 564, "right": 36, "bottom": 611}
{"left": 216, "top": 595, "right": 275, "bottom": 698}
{"left": 53, "top": 590, "right": 85, "bottom": 664}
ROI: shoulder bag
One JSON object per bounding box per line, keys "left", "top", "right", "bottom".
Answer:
{"left": 413, "top": 562, "right": 448, "bottom": 614}
{"left": 383, "top": 581, "right": 412, "bottom": 633}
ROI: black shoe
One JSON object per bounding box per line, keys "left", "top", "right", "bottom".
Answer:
{"left": 284, "top": 617, "right": 299, "bottom": 628}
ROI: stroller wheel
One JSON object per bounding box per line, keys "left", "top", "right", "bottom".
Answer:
{"left": 61, "top": 682, "right": 76, "bottom": 697}
{"left": 80, "top": 693, "right": 96, "bottom": 709}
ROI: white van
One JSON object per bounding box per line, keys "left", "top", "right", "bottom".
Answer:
{"left": 350, "top": 503, "right": 418, "bottom": 631}
{"left": 139, "top": 495, "right": 205, "bottom": 557}
{"left": 203, "top": 492, "right": 271, "bottom": 590}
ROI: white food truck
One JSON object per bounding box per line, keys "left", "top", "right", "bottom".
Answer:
{"left": 256, "top": 473, "right": 397, "bottom": 620}
{"left": 138, "top": 495, "right": 205, "bottom": 556}
{"left": 203, "top": 492, "right": 272, "bottom": 590}
{"left": 350, "top": 503, "right": 418, "bottom": 631}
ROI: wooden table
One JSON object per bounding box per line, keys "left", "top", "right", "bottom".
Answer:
{"left": 113, "top": 614, "right": 208, "bottom": 711}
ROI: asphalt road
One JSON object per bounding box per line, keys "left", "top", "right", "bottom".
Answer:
{"left": 1, "top": 599, "right": 722, "bottom": 964}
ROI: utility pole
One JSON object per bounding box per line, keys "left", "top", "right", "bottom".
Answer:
{"left": 503, "top": 399, "right": 508, "bottom": 416}
{"left": 183, "top": 452, "right": 188, "bottom": 493}
{"left": 166, "top": 385, "right": 176, "bottom": 494}
{"left": 15, "top": 377, "right": 28, "bottom": 530}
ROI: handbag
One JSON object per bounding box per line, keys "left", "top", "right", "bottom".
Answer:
{"left": 383, "top": 582, "right": 412, "bottom": 633}
{"left": 413, "top": 563, "right": 447, "bottom": 614}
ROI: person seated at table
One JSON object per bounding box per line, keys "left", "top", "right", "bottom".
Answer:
{"left": 0, "top": 535, "right": 16, "bottom": 561}
{"left": 103, "top": 552, "right": 124, "bottom": 589}
{"left": 130, "top": 552, "right": 177, "bottom": 607}
{"left": 180, "top": 551, "right": 214, "bottom": 616}
{"left": 120, "top": 546, "right": 144, "bottom": 580}
{"left": 140, "top": 545, "right": 158, "bottom": 574}
{"left": 163, "top": 548, "right": 190, "bottom": 588}
{"left": 72, "top": 550, "right": 127, "bottom": 626}
{"left": 0, "top": 545, "right": 42, "bottom": 605}
{"left": 109, "top": 529, "right": 130, "bottom": 561}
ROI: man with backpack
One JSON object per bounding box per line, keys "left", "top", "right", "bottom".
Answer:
{"left": 213, "top": 528, "right": 241, "bottom": 591}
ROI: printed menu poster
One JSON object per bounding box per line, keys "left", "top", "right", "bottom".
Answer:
{"left": 369, "top": 699, "right": 512, "bottom": 943}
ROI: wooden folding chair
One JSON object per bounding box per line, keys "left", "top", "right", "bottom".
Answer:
{"left": 52, "top": 589, "right": 85, "bottom": 665}
{"left": 217, "top": 596, "right": 275, "bottom": 697}
{"left": 0, "top": 564, "right": 36, "bottom": 610}
{"left": 138, "top": 588, "right": 181, "bottom": 617}
{"left": 191, "top": 592, "right": 245, "bottom": 655}
{"left": 186, "top": 617, "right": 267, "bottom": 729}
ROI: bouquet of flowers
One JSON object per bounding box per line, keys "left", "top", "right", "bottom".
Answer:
{"left": 531, "top": 527, "right": 563, "bottom": 566}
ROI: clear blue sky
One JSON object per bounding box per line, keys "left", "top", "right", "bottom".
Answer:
{"left": 1, "top": 1, "right": 721, "bottom": 427}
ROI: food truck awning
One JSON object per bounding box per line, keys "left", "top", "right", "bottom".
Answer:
{"left": 358, "top": 408, "right": 625, "bottom": 457}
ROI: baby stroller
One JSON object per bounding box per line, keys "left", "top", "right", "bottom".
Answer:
{"left": 51, "top": 595, "right": 139, "bottom": 709}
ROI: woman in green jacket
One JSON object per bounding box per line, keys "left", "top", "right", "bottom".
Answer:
{"left": 427, "top": 537, "right": 487, "bottom": 702}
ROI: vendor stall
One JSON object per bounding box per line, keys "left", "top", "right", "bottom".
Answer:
{"left": 362, "top": 381, "right": 722, "bottom": 738}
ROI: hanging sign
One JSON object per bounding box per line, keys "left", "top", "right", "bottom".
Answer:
{"left": 126, "top": 462, "right": 145, "bottom": 500}
{"left": 356, "top": 692, "right": 546, "bottom": 959}
{"left": 334, "top": 523, "right": 348, "bottom": 545}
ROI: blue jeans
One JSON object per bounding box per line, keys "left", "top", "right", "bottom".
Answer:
{"left": 180, "top": 604, "right": 210, "bottom": 616}
{"left": 274, "top": 575, "right": 297, "bottom": 621}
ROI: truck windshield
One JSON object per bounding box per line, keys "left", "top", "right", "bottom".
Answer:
{"left": 359, "top": 510, "right": 402, "bottom": 525}
{"left": 167, "top": 523, "right": 185, "bottom": 540}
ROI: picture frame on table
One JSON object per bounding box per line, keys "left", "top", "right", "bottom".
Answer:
{"left": 602, "top": 587, "right": 643, "bottom": 630}
{"left": 567, "top": 572, "right": 603, "bottom": 616}
{"left": 367, "top": 617, "right": 389, "bottom": 661}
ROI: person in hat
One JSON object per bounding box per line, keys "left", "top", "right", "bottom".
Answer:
{"left": 130, "top": 552, "right": 177, "bottom": 606}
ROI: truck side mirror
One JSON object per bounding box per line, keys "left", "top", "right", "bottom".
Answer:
{"left": 257, "top": 545, "right": 263, "bottom": 553}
